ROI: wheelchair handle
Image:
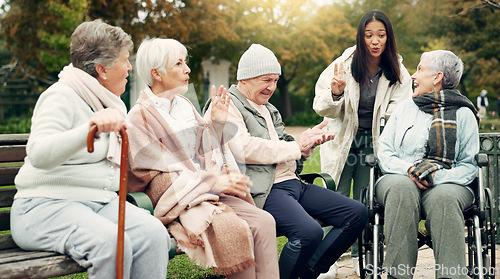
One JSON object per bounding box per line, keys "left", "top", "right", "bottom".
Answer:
{"left": 379, "top": 117, "right": 386, "bottom": 134}
{"left": 365, "top": 153, "right": 377, "bottom": 167}
{"left": 476, "top": 153, "right": 488, "bottom": 167}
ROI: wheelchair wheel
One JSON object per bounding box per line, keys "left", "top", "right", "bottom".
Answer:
{"left": 359, "top": 187, "right": 369, "bottom": 279}
{"left": 359, "top": 187, "right": 384, "bottom": 279}
{"left": 482, "top": 188, "right": 496, "bottom": 278}
{"left": 468, "top": 188, "right": 496, "bottom": 279}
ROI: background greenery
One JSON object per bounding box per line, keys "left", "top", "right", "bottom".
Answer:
{"left": 2, "top": 113, "right": 499, "bottom": 134}
{"left": 0, "top": 0, "right": 497, "bottom": 277}
{"left": 0, "top": 0, "right": 499, "bottom": 126}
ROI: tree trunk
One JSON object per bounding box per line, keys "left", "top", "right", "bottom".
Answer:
{"left": 277, "top": 77, "right": 292, "bottom": 120}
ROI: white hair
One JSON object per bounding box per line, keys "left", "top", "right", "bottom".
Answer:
{"left": 421, "top": 50, "right": 464, "bottom": 89}
{"left": 135, "top": 38, "right": 188, "bottom": 87}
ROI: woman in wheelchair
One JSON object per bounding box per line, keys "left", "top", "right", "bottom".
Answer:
{"left": 375, "top": 50, "right": 479, "bottom": 279}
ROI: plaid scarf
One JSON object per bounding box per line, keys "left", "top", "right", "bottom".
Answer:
{"left": 411, "top": 89, "right": 477, "bottom": 186}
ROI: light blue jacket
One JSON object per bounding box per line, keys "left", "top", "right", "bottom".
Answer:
{"left": 377, "top": 99, "right": 479, "bottom": 187}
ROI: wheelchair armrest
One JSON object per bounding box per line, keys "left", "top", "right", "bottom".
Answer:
{"left": 127, "top": 192, "right": 154, "bottom": 215}
{"left": 300, "top": 173, "right": 336, "bottom": 191}
{"left": 476, "top": 153, "right": 488, "bottom": 167}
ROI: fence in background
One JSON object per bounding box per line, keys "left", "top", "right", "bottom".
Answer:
{"left": 479, "top": 133, "right": 500, "bottom": 242}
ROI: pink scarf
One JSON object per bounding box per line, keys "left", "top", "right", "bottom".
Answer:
{"left": 58, "top": 64, "right": 127, "bottom": 165}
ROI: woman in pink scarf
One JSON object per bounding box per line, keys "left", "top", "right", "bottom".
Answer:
{"left": 10, "top": 20, "right": 169, "bottom": 278}
{"left": 127, "top": 38, "right": 279, "bottom": 278}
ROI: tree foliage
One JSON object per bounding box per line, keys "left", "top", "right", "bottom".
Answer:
{"left": 342, "top": 0, "right": 499, "bottom": 100}
{"left": 1, "top": 0, "right": 88, "bottom": 80}
{"left": 438, "top": 0, "right": 500, "bottom": 96}
{"left": 232, "top": 0, "right": 355, "bottom": 119}
{"left": 0, "top": 0, "right": 498, "bottom": 119}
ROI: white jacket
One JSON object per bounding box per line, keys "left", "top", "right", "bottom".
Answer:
{"left": 313, "top": 46, "right": 412, "bottom": 184}
{"left": 15, "top": 82, "right": 119, "bottom": 202}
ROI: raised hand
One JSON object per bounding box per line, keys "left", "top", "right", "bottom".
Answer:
{"left": 330, "top": 61, "right": 346, "bottom": 96}
{"left": 210, "top": 85, "right": 231, "bottom": 123}
{"left": 297, "top": 119, "right": 335, "bottom": 157}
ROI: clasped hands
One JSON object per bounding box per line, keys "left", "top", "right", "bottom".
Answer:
{"left": 297, "top": 119, "right": 335, "bottom": 158}
{"left": 211, "top": 171, "right": 253, "bottom": 199}
{"left": 407, "top": 166, "right": 436, "bottom": 190}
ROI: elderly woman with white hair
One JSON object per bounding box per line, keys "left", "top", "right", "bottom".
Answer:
{"left": 375, "top": 50, "right": 479, "bottom": 279}
{"left": 126, "top": 38, "right": 279, "bottom": 278}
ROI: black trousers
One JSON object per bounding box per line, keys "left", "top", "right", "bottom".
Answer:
{"left": 263, "top": 179, "right": 368, "bottom": 278}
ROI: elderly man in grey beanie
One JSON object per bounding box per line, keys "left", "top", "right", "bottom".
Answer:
{"left": 203, "top": 44, "right": 368, "bottom": 279}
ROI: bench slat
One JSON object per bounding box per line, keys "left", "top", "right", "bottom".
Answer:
{"left": 0, "top": 235, "right": 17, "bottom": 250}
{"left": 0, "top": 145, "right": 27, "bottom": 163}
{"left": 0, "top": 249, "right": 62, "bottom": 263}
{"left": 0, "top": 167, "right": 21, "bottom": 187}
{"left": 0, "top": 187, "right": 16, "bottom": 208}
{"left": 0, "top": 250, "right": 85, "bottom": 279}
{"left": 0, "top": 134, "right": 29, "bottom": 146}
{"left": 0, "top": 211, "right": 11, "bottom": 231}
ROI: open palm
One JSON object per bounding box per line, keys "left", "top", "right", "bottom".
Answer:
{"left": 210, "top": 85, "right": 230, "bottom": 123}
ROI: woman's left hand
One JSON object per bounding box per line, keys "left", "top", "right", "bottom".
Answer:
{"left": 408, "top": 167, "right": 435, "bottom": 190}
{"left": 210, "top": 85, "right": 230, "bottom": 123}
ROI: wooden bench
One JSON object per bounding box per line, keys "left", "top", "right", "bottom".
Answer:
{"left": 0, "top": 133, "right": 87, "bottom": 278}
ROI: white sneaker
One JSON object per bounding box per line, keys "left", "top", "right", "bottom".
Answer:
{"left": 352, "top": 257, "right": 361, "bottom": 277}
{"left": 317, "top": 262, "right": 338, "bottom": 279}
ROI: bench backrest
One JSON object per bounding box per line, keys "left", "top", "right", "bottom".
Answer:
{"left": 0, "top": 133, "right": 29, "bottom": 232}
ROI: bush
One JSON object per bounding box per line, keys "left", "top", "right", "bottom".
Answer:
{"left": 478, "top": 119, "right": 500, "bottom": 133}
{"left": 0, "top": 116, "right": 31, "bottom": 134}
{"left": 284, "top": 111, "right": 322, "bottom": 127}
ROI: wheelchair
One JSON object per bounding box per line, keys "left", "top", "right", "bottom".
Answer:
{"left": 358, "top": 153, "right": 496, "bottom": 279}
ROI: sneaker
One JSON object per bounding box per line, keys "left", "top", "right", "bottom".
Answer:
{"left": 317, "top": 262, "right": 338, "bottom": 279}
{"left": 352, "top": 257, "right": 361, "bottom": 277}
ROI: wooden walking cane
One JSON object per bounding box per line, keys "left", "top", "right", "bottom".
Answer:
{"left": 87, "top": 126, "right": 128, "bottom": 279}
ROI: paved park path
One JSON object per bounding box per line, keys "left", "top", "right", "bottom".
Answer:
{"left": 333, "top": 245, "right": 500, "bottom": 279}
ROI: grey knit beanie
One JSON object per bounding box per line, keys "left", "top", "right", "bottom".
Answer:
{"left": 237, "top": 44, "right": 281, "bottom": 80}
